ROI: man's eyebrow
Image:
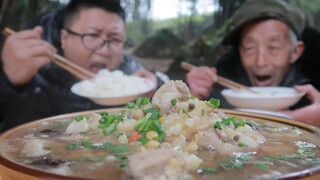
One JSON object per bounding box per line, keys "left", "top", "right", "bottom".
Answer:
{"left": 85, "top": 25, "right": 105, "bottom": 33}
{"left": 241, "top": 36, "right": 255, "bottom": 44}
{"left": 268, "top": 35, "right": 284, "bottom": 42}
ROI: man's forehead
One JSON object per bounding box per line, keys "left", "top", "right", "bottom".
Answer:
{"left": 242, "top": 20, "right": 289, "bottom": 35}
{"left": 71, "top": 9, "right": 125, "bottom": 31}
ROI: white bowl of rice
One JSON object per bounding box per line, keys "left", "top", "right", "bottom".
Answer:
{"left": 221, "top": 87, "right": 305, "bottom": 111}
{"left": 71, "top": 69, "right": 156, "bottom": 106}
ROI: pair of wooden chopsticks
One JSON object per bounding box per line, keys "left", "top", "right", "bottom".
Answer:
{"left": 2, "top": 27, "right": 94, "bottom": 80}
{"left": 181, "top": 61, "right": 256, "bottom": 93}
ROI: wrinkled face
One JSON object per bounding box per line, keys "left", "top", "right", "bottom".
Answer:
{"left": 239, "top": 19, "right": 302, "bottom": 86}
{"left": 61, "top": 8, "right": 126, "bottom": 74}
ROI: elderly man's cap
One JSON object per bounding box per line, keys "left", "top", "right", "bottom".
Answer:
{"left": 222, "top": 0, "right": 305, "bottom": 46}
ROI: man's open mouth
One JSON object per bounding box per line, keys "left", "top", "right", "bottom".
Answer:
{"left": 90, "top": 64, "right": 107, "bottom": 73}
{"left": 255, "top": 75, "right": 272, "bottom": 86}
{"left": 256, "top": 75, "right": 271, "bottom": 81}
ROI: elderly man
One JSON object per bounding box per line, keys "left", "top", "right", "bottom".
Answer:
{"left": 0, "top": 0, "right": 168, "bottom": 131}
{"left": 186, "top": 0, "right": 319, "bottom": 124}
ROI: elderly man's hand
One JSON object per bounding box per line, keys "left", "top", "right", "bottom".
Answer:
{"left": 186, "top": 66, "right": 218, "bottom": 99}
{"left": 281, "top": 84, "right": 320, "bottom": 126}
{"left": 2, "top": 26, "right": 56, "bottom": 86}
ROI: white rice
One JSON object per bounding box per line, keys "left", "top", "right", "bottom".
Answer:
{"left": 74, "top": 69, "right": 152, "bottom": 97}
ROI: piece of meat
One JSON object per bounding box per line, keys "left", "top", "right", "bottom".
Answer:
{"left": 152, "top": 80, "right": 191, "bottom": 114}
{"left": 128, "top": 148, "right": 181, "bottom": 177}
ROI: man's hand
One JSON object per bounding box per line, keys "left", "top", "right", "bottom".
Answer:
{"left": 281, "top": 84, "right": 320, "bottom": 126}
{"left": 186, "top": 66, "right": 218, "bottom": 99}
{"left": 1, "top": 26, "right": 56, "bottom": 86}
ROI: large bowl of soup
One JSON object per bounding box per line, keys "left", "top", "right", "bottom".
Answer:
{"left": 0, "top": 81, "right": 319, "bottom": 180}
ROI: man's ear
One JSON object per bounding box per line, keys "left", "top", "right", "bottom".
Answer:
{"left": 60, "top": 29, "right": 68, "bottom": 49}
{"left": 290, "top": 41, "right": 304, "bottom": 64}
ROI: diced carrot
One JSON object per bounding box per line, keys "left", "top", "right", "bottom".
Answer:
{"left": 129, "top": 132, "right": 141, "bottom": 141}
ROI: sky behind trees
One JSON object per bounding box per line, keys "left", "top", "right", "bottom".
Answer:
{"left": 152, "top": 0, "right": 216, "bottom": 20}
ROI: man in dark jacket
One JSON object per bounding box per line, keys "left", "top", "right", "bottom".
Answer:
{"left": 186, "top": 0, "right": 320, "bottom": 124}
{"left": 0, "top": 0, "right": 168, "bottom": 132}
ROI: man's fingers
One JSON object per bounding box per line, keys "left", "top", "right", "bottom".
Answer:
{"left": 9, "top": 26, "right": 43, "bottom": 39}
{"left": 31, "top": 56, "right": 52, "bottom": 68}
{"left": 295, "top": 84, "right": 320, "bottom": 102}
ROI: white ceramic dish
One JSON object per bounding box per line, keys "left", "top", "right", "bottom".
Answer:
{"left": 71, "top": 78, "right": 155, "bottom": 106}
{"left": 221, "top": 87, "right": 305, "bottom": 111}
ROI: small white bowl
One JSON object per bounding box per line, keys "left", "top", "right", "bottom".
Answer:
{"left": 71, "top": 78, "right": 155, "bottom": 106}
{"left": 221, "top": 87, "right": 305, "bottom": 111}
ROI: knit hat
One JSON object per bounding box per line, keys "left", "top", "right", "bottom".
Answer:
{"left": 222, "top": 0, "right": 305, "bottom": 45}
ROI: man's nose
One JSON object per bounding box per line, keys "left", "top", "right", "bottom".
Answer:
{"left": 256, "top": 48, "right": 268, "bottom": 67}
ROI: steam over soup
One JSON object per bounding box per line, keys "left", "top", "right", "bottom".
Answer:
{"left": 0, "top": 81, "right": 319, "bottom": 180}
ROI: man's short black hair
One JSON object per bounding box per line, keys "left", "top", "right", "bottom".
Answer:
{"left": 64, "top": 0, "right": 125, "bottom": 28}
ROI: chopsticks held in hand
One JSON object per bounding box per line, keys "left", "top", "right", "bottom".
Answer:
{"left": 2, "top": 27, "right": 94, "bottom": 80}
{"left": 181, "top": 61, "right": 256, "bottom": 93}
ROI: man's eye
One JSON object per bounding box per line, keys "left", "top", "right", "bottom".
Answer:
{"left": 242, "top": 46, "right": 256, "bottom": 52}
{"left": 269, "top": 46, "right": 280, "bottom": 50}
{"left": 111, "top": 38, "right": 122, "bottom": 43}
{"left": 88, "top": 34, "right": 100, "bottom": 38}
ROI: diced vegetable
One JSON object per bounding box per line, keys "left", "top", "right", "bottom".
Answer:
{"left": 129, "top": 132, "right": 141, "bottom": 141}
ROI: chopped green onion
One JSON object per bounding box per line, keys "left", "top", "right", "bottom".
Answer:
{"left": 119, "top": 163, "right": 128, "bottom": 168}
{"left": 75, "top": 115, "right": 85, "bottom": 122}
{"left": 214, "top": 121, "right": 223, "bottom": 130}
{"left": 201, "top": 167, "right": 217, "bottom": 174}
{"left": 201, "top": 109, "right": 205, "bottom": 116}
{"left": 115, "top": 154, "right": 128, "bottom": 160}
{"left": 298, "top": 147, "right": 315, "bottom": 156}
{"left": 135, "top": 118, "right": 147, "bottom": 131}
{"left": 78, "top": 156, "right": 104, "bottom": 162}
{"left": 138, "top": 137, "right": 149, "bottom": 144}
{"left": 126, "top": 102, "right": 136, "bottom": 109}
{"left": 126, "top": 97, "right": 150, "bottom": 109}
{"left": 67, "top": 143, "right": 79, "bottom": 150}
{"left": 43, "top": 146, "right": 50, "bottom": 151}
{"left": 239, "top": 154, "right": 253, "bottom": 161}
{"left": 170, "top": 99, "right": 177, "bottom": 106}
{"left": 78, "top": 156, "right": 87, "bottom": 161}
{"left": 238, "top": 143, "right": 248, "bottom": 147}
{"left": 102, "top": 119, "right": 120, "bottom": 136}
{"left": 116, "top": 132, "right": 125, "bottom": 138}
{"left": 255, "top": 161, "right": 269, "bottom": 170}
{"left": 151, "top": 120, "right": 165, "bottom": 142}
{"left": 143, "top": 107, "right": 160, "bottom": 120}
{"left": 111, "top": 145, "right": 128, "bottom": 153}
{"left": 206, "top": 98, "right": 220, "bottom": 108}
{"left": 81, "top": 141, "right": 93, "bottom": 148}
{"left": 102, "top": 142, "right": 114, "bottom": 149}
{"left": 182, "top": 109, "right": 191, "bottom": 118}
